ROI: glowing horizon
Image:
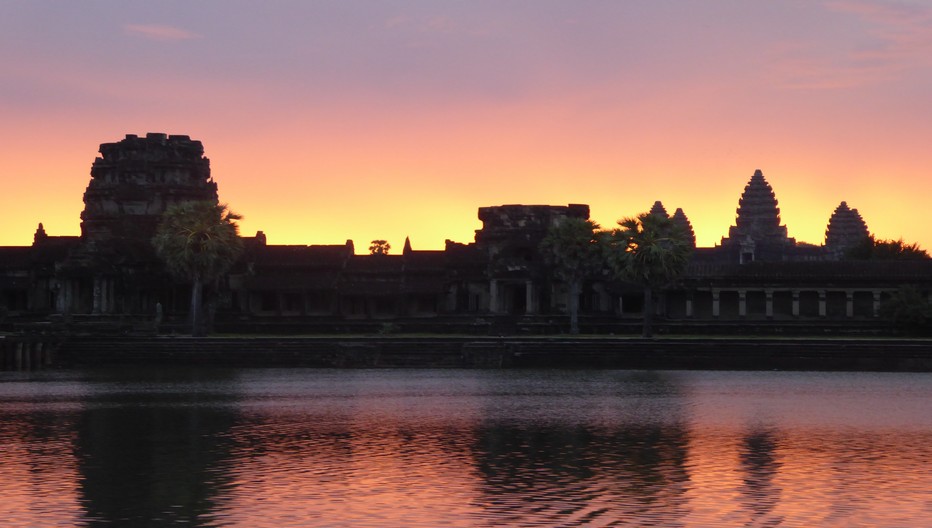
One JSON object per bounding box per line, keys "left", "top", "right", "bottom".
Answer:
{"left": 2, "top": 1, "right": 931, "bottom": 252}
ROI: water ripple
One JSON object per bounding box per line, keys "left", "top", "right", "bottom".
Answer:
{"left": 1, "top": 368, "right": 930, "bottom": 526}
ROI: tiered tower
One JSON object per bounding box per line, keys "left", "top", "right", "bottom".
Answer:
{"left": 80, "top": 133, "right": 219, "bottom": 246}
{"left": 720, "top": 169, "right": 794, "bottom": 262}
{"left": 649, "top": 200, "right": 669, "bottom": 218}
{"left": 824, "top": 201, "right": 869, "bottom": 259}
{"left": 671, "top": 208, "right": 697, "bottom": 248}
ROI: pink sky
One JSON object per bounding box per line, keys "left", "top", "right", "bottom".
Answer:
{"left": 1, "top": 1, "right": 931, "bottom": 251}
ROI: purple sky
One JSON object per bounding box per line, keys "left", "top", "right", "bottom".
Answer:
{"left": 2, "top": 1, "right": 931, "bottom": 250}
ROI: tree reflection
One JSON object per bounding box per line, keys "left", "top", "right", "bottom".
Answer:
{"left": 73, "top": 368, "right": 239, "bottom": 527}
{"left": 738, "top": 427, "right": 783, "bottom": 525}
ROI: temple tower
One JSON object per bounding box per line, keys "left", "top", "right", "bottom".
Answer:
{"left": 824, "top": 201, "right": 869, "bottom": 259}
{"left": 671, "top": 208, "right": 697, "bottom": 248}
{"left": 649, "top": 200, "right": 669, "bottom": 218}
{"left": 720, "top": 169, "right": 794, "bottom": 263}
{"left": 80, "top": 133, "right": 218, "bottom": 246}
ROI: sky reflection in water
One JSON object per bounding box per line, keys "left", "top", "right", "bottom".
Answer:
{"left": 0, "top": 369, "right": 930, "bottom": 527}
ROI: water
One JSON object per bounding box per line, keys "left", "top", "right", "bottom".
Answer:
{"left": 1, "top": 368, "right": 930, "bottom": 527}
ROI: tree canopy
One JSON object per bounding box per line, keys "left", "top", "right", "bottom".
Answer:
{"left": 369, "top": 240, "right": 391, "bottom": 255}
{"left": 608, "top": 213, "right": 692, "bottom": 288}
{"left": 846, "top": 235, "right": 929, "bottom": 260}
{"left": 153, "top": 201, "right": 243, "bottom": 336}
{"left": 607, "top": 212, "right": 692, "bottom": 337}
{"left": 539, "top": 217, "right": 602, "bottom": 334}
{"left": 879, "top": 285, "right": 932, "bottom": 335}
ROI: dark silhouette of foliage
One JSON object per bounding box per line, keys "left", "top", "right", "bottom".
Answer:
{"left": 879, "top": 285, "right": 931, "bottom": 336}
{"left": 539, "top": 217, "right": 603, "bottom": 334}
{"left": 846, "top": 235, "right": 929, "bottom": 260}
{"left": 607, "top": 212, "right": 692, "bottom": 337}
{"left": 369, "top": 240, "right": 391, "bottom": 255}
{"left": 153, "top": 201, "right": 243, "bottom": 336}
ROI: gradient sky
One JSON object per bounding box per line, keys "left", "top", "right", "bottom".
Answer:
{"left": 2, "top": 1, "right": 931, "bottom": 252}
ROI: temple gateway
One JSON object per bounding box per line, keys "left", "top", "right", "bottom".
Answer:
{"left": 2, "top": 133, "right": 930, "bottom": 335}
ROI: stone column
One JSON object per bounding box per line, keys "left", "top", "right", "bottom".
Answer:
{"left": 685, "top": 292, "right": 693, "bottom": 318}
{"left": 99, "top": 279, "right": 107, "bottom": 314}
{"left": 92, "top": 277, "right": 102, "bottom": 314}
{"left": 617, "top": 295, "right": 624, "bottom": 315}
{"left": 489, "top": 280, "right": 499, "bottom": 314}
{"left": 712, "top": 289, "right": 720, "bottom": 318}
{"left": 846, "top": 290, "right": 854, "bottom": 318}
{"left": 55, "top": 282, "right": 66, "bottom": 313}
{"left": 62, "top": 281, "right": 71, "bottom": 313}
{"left": 792, "top": 290, "right": 800, "bottom": 317}
{"left": 872, "top": 290, "right": 882, "bottom": 317}
{"left": 818, "top": 290, "right": 827, "bottom": 317}
{"left": 765, "top": 289, "right": 774, "bottom": 319}
{"left": 103, "top": 278, "right": 113, "bottom": 314}
{"left": 446, "top": 284, "right": 458, "bottom": 313}
{"left": 523, "top": 281, "right": 534, "bottom": 314}
{"left": 738, "top": 289, "right": 747, "bottom": 318}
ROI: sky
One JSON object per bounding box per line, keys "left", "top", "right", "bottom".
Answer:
{"left": 1, "top": 1, "right": 931, "bottom": 252}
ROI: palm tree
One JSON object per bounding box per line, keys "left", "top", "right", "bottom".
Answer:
{"left": 607, "top": 212, "right": 692, "bottom": 337}
{"left": 539, "top": 217, "right": 602, "bottom": 334}
{"left": 153, "top": 201, "right": 243, "bottom": 336}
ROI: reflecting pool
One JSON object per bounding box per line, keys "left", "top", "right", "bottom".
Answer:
{"left": 1, "top": 368, "right": 930, "bottom": 526}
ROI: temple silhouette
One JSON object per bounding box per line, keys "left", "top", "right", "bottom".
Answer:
{"left": 1, "top": 133, "right": 930, "bottom": 335}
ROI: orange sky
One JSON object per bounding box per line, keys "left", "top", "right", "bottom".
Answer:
{"left": 2, "top": 1, "right": 931, "bottom": 252}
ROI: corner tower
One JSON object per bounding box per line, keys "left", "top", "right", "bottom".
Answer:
{"left": 671, "top": 208, "right": 697, "bottom": 248}
{"left": 80, "top": 133, "right": 219, "bottom": 246}
{"left": 824, "top": 201, "right": 869, "bottom": 259}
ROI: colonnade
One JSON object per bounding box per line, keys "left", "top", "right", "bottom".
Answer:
{"left": 683, "top": 288, "right": 887, "bottom": 319}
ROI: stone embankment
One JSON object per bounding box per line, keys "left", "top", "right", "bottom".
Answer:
{"left": 53, "top": 336, "right": 932, "bottom": 371}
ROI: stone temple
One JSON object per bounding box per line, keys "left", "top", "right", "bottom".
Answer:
{"left": 1, "top": 134, "right": 930, "bottom": 335}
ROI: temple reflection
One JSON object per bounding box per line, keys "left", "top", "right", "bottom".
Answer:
{"left": 0, "top": 409, "right": 83, "bottom": 526}
{"left": 72, "top": 369, "right": 240, "bottom": 526}
{"left": 2, "top": 370, "right": 931, "bottom": 526}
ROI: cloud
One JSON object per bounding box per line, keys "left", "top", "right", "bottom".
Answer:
{"left": 124, "top": 24, "right": 202, "bottom": 41}
{"left": 830, "top": 0, "right": 932, "bottom": 57}
{"left": 770, "top": 0, "right": 932, "bottom": 89}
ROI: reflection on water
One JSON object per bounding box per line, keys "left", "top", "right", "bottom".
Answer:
{"left": 738, "top": 428, "right": 782, "bottom": 525}
{"left": 1, "top": 369, "right": 930, "bottom": 527}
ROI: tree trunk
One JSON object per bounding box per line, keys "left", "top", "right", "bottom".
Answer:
{"left": 569, "top": 280, "right": 581, "bottom": 335}
{"left": 642, "top": 285, "right": 654, "bottom": 338}
{"left": 190, "top": 275, "right": 204, "bottom": 337}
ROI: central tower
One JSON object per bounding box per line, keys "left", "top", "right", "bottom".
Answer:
{"left": 720, "top": 169, "right": 794, "bottom": 262}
